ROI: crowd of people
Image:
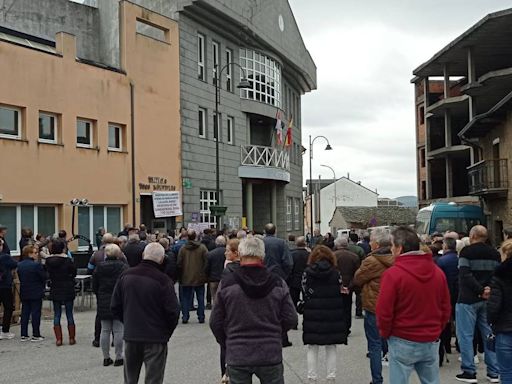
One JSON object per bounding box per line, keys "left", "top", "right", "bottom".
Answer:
{"left": 0, "top": 221, "right": 511, "bottom": 384}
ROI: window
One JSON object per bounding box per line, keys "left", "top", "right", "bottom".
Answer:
{"left": 108, "top": 124, "right": 122, "bottom": 151}
{"left": 77, "top": 205, "right": 122, "bottom": 248}
{"left": 227, "top": 116, "right": 234, "bottom": 144}
{"left": 225, "top": 48, "right": 233, "bottom": 91}
{"left": 198, "top": 107, "right": 206, "bottom": 138}
{"left": 200, "top": 190, "right": 218, "bottom": 228}
{"left": 213, "top": 112, "right": 220, "bottom": 141}
{"left": 0, "top": 105, "right": 21, "bottom": 138}
{"left": 240, "top": 49, "right": 281, "bottom": 107}
{"left": 294, "top": 198, "right": 301, "bottom": 230}
{"left": 77, "top": 119, "right": 93, "bottom": 148}
{"left": 38, "top": 112, "right": 58, "bottom": 143}
{"left": 197, "top": 33, "right": 205, "bottom": 81}
{"left": 421, "top": 181, "right": 427, "bottom": 200}
{"left": 212, "top": 41, "right": 219, "bottom": 83}
{"left": 420, "top": 148, "right": 426, "bottom": 168}
{"left": 0, "top": 205, "right": 57, "bottom": 255}
{"left": 419, "top": 106, "right": 425, "bottom": 125}
{"left": 286, "top": 197, "right": 293, "bottom": 231}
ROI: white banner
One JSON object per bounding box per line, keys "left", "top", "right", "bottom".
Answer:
{"left": 187, "top": 222, "right": 211, "bottom": 234}
{"left": 152, "top": 191, "right": 182, "bottom": 218}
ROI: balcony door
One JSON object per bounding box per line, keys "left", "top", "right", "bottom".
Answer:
{"left": 493, "top": 142, "right": 500, "bottom": 188}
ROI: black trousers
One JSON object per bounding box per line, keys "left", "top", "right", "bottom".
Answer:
{"left": 124, "top": 341, "right": 168, "bottom": 384}
{"left": 94, "top": 313, "right": 101, "bottom": 341}
{"left": 355, "top": 291, "right": 363, "bottom": 316}
{"left": 289, "top": 287, "right": 301, "bottom": 309}
{"left": 0, "top": 287, "right": 14, "bottom": 332}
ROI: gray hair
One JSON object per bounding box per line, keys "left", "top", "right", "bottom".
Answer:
{"left": 128, "top": 233, "right": 140, "bottom": 242}
{"left": 236, "top": 230, "right": 247, "bottom": 239}
{"left": 370, "top": 228, "right": 392, "bottom": 247}
{"left": 238, "top": 237, "right": 265, "bottom": 260}
{"left": 295, "top": 236, "right": 306, "bottom": 247}
{"left": 143, "top": 243, "right": 165, "bottom": 264}
{"left": 158, "top": 237, "right": 170, "bottom": 250}
{"left": 215, "top": 235, "right": 226, "bottom": 246}
{"left": 105, "top": 243, "right": 122, "bottom": 259}
{"left": 102, "top": 233, "right": 114, "bottom": 244}
{"left": 334, "top": 236, "right": 348, "bottom": 249}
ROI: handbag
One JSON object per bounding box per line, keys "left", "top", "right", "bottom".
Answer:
{"left": 296, "top": 300, "right": 305, "bottom": 314}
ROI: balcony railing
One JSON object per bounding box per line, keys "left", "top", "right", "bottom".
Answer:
{"left": 240, "top": 145, "right": 290, "bottom": 171}
{"left": 468, "top": 159, "right": 508, "bottom": 195}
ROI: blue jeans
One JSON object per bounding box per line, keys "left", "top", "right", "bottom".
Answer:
{"left": 21, "top": 299, "right": 42, "bottom": 337}
{"left": 388, "top": 336, "right": 439, "bottom": 384}
{"left": 364, "top": 311, "right": 383, "bottom": 384}
{"left": 53, "top": 300, "right": 75, "bottom": 326}
{"left": 455, "top": 302, "right": 499, "bottom": 376}
{"left": 496, "top": 332, "right": 512, "bottom": 384}
{"left": 180, "top": 285, "right": 205, "bottom": 322}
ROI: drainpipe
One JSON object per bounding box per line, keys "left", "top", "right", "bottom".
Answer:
{"left": 130, "top": 82, "right": 136, "bottom": 225}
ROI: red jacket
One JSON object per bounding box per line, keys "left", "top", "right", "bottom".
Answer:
{"left": 376, "top": 251, "right": 451, "bottom": 342}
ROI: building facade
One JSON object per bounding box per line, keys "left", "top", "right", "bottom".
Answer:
{"left": 0, "top": 1, "right": 181, "bottom": 253}
{"left": 412, "top": 8, "right": 512, "bottom": 243}
{"left": 305, "top": 177, "right": 378, "bottom": 234}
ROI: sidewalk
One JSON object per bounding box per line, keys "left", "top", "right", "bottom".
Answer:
{"left": 1, "top": 306, "right": 487, "bottom": 383}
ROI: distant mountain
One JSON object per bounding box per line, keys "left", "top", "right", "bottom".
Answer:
{"left": 394, "top": 196, "right": 418, "bottom": 208}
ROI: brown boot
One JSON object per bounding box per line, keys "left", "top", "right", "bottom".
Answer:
{"left": 68, "top": 324, "right": 76, "bottom": 345}
{"left": 53, "top": 325, "right": 63, "bottom": 346}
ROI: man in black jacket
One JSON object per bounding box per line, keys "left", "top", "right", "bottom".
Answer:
{"left": 288, "top": 236, "right": 309, "bottom": 307}
{"left": 111, "top": 243, "right": 180, "bottom": 384}
{"left": 206, "top": 236, "right": 226, "bottom": 306}
{"left": 124, "top": 233, "right": 146, "bottom": 268}
{"left": 455, "top": 225, "right": 500, "bottom": 383}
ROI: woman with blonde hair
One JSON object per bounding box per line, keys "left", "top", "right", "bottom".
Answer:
{"left": 302, "top": 245, "right": 348, "bottom": 384}
{"left": 487, "top": 239, "right": 512, "bottom": 383}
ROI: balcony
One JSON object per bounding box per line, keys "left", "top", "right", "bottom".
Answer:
{"left": 238, "top": 145, "right": 290, "bottom": 182}
{"left": 468, "top": 159, "right": 508, "bottom": 196}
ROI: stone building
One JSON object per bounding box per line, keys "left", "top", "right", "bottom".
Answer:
{"left": 412, "top": 7, "right": 512, "bottom": 243}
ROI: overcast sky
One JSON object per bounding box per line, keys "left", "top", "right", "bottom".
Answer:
{"left": 289, "top": 0, "right": 511, "bottom": 198}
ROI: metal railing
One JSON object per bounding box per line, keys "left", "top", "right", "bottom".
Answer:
{"left": 240, "top": 145, "right": 290, "bottom": 171}
{"left": 468, "top": 159, "right": 508, "bottom": 194}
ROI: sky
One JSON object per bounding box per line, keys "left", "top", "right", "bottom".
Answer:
{"left": 289, "top": 0, "right": 511, "bottom": 199}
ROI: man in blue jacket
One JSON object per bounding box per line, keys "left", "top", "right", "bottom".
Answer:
{"left": 0, "top": 237, "right": 17, "bottom": 339}
{"left": 17, "top": 244, "right": 47, "bottom": 341}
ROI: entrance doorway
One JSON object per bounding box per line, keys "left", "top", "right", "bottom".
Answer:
{"left": 140, "top": 195, "right": 176, "bottom": 235}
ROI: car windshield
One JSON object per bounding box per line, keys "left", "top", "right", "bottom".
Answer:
{"left": 434, "top": 218, "right": 481, "bottom": 234}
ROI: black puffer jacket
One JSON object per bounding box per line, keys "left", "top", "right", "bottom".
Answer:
{"left": 93, "top": 257, "right": 128, "bottom": 320}
{"left": 46, "top": 254, "right": 77, "bottom": 302}
{"left": 488, "top": 258, "right": 512, "bottom": 333}
{"left": 302, "top": 260, "right": 347, "bottom": 345}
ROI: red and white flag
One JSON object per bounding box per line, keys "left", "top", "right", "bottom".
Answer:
{"left": 285, "top": 116, "right": 293, "bottom": 147}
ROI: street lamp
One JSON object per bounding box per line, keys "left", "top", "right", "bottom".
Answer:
{"left": 309, "top": 135, "right": 332, "bottom": 233}
{"left": 210, "top": 62, "right": 251, "bottom": 230}
{"left": 321, "top": 164, "right": 337, "bottom": 206}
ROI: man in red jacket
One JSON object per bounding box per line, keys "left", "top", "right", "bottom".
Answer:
{"left": 376, "top": 226, "right": 451, "bottom": 384}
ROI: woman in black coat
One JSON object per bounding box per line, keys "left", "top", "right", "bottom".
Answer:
{"left": 302, "top": 245, "right": 348, "bottom": 384}
{"left": 92, "top": 243, "right": 128, "bottom": 366}
{"left": 488, "top": 239, "right": 512, "bottom": 384}
{"left": 45, "top": 239, "right": 77, "bottom": 346}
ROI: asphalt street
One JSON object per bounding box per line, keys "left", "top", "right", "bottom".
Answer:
{"left": 1, "top": 301, "right": 490, "bottom": 384}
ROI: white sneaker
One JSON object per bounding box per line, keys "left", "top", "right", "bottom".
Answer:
{"left": 0, "top": 332, "right": 15, "bottom": 339}
{"left": 20, "top": 336, "right": 30, "bottom": 342}
{"left": 31, "top": 336, "right": 45, "bottom": 342}
{"left": 382, "top": 355, "right": 389, "bottom": 367}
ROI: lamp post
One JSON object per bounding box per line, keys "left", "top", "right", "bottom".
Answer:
{"left": 309, "top": 135, "right": 332, "bottom": 233}
{"left": 321, "top": 164, "right": 337, "bottom": 206}
{"left": 210, "top": 63, "right": 251, "bottom": 230}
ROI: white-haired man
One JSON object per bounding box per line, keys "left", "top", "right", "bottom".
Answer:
{"left": 111, "top": 242, "right": 180, "bottom": 384}
{"left": 210, "top": 237, "right": 297, "bottom": 384}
